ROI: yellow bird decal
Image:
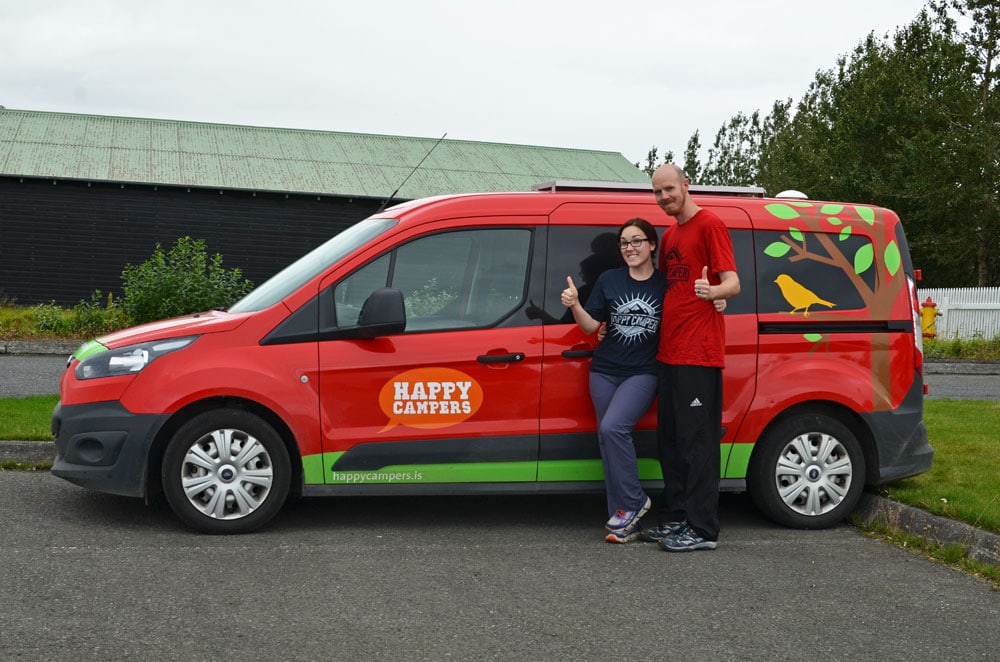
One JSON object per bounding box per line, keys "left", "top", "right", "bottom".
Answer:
{"left": 774, "top": 274, "right": 835, "bottom": 316}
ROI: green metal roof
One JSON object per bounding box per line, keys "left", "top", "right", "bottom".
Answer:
{"left": 0, "top": 108, "right": 649, "bottom": 199}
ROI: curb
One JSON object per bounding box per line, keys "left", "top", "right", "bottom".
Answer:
{"left": 3, "top": 439, "right": 997, "bottom": 566}
{"left": 923, "top": 360, "right": 1000, "bottom": 375}
{"left": 0, "top": 340, "right": 80, "bottom": 356}
{"left": 0, "top": 440, "right": 54, "bottom": 464}
{"left": 855, "top": 493, "right": 1000, "bottom": 567}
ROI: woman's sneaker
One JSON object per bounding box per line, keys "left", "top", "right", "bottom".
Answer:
{"left": 605, "top": 496, "right": 652, "bottom": 534}
{"left": 658, "top": 525, "right": 718, "bottom": 552}
{"left": 604, "top": 526, "right": 639, "bottom": 545}
{"left": 637, "top": 521, "right": 685, "bottom": 542}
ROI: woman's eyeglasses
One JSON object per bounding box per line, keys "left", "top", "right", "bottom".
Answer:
{"left": 619, "top": 238, "right": 649, "bottom": 249}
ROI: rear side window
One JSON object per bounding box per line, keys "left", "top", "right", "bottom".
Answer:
{"left": 756, "top": 229, "right": 876, "bottom": 315}
{"left": 335, "top": 228, "right": 532, "bottom": 331}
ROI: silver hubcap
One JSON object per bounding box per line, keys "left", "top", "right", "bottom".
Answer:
{"left": 774, "top": 431, "right": 853, "bottom": 517}
{"left": 179, "top": 428, "right": 274, "bottom": 520}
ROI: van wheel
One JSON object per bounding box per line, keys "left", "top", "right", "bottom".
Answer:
{"left": 161, "top": 409, "right": 290, "bottom": 534}
{"left": 748, "top": 413, "right": 865, "bottom": 529}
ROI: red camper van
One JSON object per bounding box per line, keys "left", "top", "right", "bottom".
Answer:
{"left": 52, "top": 181, "right": 932, "bottom": 533}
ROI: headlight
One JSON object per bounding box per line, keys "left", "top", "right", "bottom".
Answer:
{"left": 75, "top": 336, "right": 199, "bottom": 380}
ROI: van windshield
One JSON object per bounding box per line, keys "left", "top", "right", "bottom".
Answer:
{"left": 229, "top": 217, "right": 398, "bottom": 313}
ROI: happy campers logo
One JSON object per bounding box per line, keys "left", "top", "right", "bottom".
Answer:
{"left": 378, "top": 367, "right": 484, "bottom": 431}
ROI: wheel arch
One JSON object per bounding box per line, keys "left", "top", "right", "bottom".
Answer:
{"left": 749, "top": 400, "right": 880, "bottom": 486}
{"left": 144, "top": 396, "right": 303, "bottom": 502}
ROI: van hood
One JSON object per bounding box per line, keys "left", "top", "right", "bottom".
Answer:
{"left": 90, "top": 310, "right": 249, "bottom": 351}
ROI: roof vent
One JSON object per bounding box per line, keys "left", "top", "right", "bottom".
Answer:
{"left": 775, "top": 190, "right": 808, "bottom": 199}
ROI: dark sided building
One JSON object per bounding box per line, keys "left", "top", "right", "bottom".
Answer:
{"left": 1, "top": 176, "right": 379, "bottom": 306}
{"left": 0, "top": 109, "right": 649, "bottom": 306}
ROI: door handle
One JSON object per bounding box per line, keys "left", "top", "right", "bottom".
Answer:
{"left": 477, "top": 352, "right": 525, "bottom": 364}
{"left": 562, "top": 349, "right": 594, "bottom": 358}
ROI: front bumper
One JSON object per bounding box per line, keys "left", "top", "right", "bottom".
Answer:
{"left": 50, "top": 400, "right": 169, "bottom": 498}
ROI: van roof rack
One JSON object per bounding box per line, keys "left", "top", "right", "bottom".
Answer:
{"left": 531, "top": 180, "right": 766, "bottom": 198}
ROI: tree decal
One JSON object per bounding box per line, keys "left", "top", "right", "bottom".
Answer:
{"left": 763, "top": 201, "right": 906, "bottom": 411}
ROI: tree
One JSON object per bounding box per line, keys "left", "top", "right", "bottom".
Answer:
{"left": 650, "top": 4, "right": 997, "bottom": 286}
{"left": 682, "top": 131, "right": 703, "bottom": 183}
{"left": 634, "top": 134, "right": 702, "bottom": 182}
{"left": 756, "top": 8, "right": 993, "bottom": 286}
{"left": 701, "top": 111, "right": 765, "bottom": 186}
{"left": 635, "top": 146, "right": 674, "bottom": 177}
{"left": 929, "top": 0, "right": 1000, "bottom": 286}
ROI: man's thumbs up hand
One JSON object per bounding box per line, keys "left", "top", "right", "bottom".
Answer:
{"left": 695, "top": 266, "right": 712, "bottom": 300}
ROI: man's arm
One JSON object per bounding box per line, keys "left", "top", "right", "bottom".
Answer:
{"left": 695, "top": 267, "right": 740, "bottom": 302}
{"left": 712, "top": 270, "right": 740, "bottom": 300}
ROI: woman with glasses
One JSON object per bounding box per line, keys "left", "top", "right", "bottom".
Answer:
{"left": 562, "top": 217, "right": 726, "bottom": 543}
{"left": 560, "top": 217, "right": 666, "bottom": 543}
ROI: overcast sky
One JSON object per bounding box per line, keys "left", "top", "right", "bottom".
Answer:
{"left": 2, "top": 0, "right": 932, "bottom": 166}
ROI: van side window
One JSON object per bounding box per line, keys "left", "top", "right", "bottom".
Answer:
{"left": 335, "top": 228, "right": 532, "bottom": 331}
{"left": 535, "top": 227, "right": 624, "bottom": 324}
{"left": 756, "top": 230, "right": 875, "bottom": 315}
{"left": 335, "top": 254, "right": 391, "bottom": 326}
{"left": 726, "top": 229, "right": 756, "bottom": 316}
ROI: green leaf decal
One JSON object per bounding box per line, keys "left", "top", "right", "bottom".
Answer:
{"left": 764, "top": 241, "right": 792, "bottom": 257}
{"left": 804, "top": 333, "right": 823, "bottom": 342}
{"left": 826, "top": 217, "right": 843, "bottom": 226}
{"left": 789, "top": 227, "right": 804, "bottom": 241}
{"left": 839, "top": 226, "right": 852, "bottom": 241}
{"left": 765, "top": 203, "right": 801, "bottom": 220}
{"left": 854, "top": 243, "right": 874, "bottom": 274}
{"left": 855, "top": 206, "right": 876, "bottom": 225}
{"left": 820, "top": 204, "right": 844, "bottom": 215}
{"left": 884, "top": 240, "right": 901, "bottom": 276}
{"left": 787, "top": 201, "right": 814, "bottom": 208}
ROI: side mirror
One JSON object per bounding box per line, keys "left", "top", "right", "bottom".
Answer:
{"left": 357, "top": 288, "right": 406, "bottom": 338}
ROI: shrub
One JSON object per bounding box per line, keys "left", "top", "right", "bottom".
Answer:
{"left": 122, "top": 236, "right": 254, "bottom": 325}
{"left": 69, "top": 291, "right": 130, "bottom": 337}
{"left": 404, "top": 277, "right": 457, "bottom": 318}
{"left": 31, "top": 301, "right": 73, "bottom": 335}
{"left": 924, "top": 334, "right": 1000, "bottom": 361}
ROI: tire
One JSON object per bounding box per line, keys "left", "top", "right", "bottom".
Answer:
{"left": 748, "top": 412, "right": 866, "bottom": 529}
{"left": 161, "top": 409, "right": 291, "bottom": 534}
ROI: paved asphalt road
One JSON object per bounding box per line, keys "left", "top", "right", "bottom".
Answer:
{"left": 1, "top": 353, "right": 997, "bottom": 399}
{"left": 2, "top": 471, "right": 999, "bottom": 660}
{"left": 0, "top": 354, "right": 68, "bottom": 398}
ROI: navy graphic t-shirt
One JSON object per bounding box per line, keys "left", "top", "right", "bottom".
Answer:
{"left": 584, "top": 267, "right": 665, "bottom": 377}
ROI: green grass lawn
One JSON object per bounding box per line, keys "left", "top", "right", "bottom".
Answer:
{"left": 1, "top": 395, "right": 58, "bottom": 441}
{"left": 2, "top": 395, "right": 997, "bottom": 533}
{"left": 873, "top": 399, "right": 1000, "bottom": 533}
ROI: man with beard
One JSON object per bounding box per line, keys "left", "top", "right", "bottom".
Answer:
{"left": 640, "top": 164, "right": 740, "bottom": 552}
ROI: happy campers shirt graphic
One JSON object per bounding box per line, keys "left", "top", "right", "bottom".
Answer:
{"left": 607, "top": 293, "right": 661, "bottom": 343}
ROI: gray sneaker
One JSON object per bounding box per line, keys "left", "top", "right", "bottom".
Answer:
{"left": 637, "top": 521, "right": 685, "bottom": 542}
{"left": 605, "top": 496, "right": 652, "bottom": 534}
{"left": 659, "top": 525, "right": 718, "bottom": 552}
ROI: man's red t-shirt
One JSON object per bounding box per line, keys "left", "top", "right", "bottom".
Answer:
{"left": 656, "top": 208, "right": 737, "bottom": 368}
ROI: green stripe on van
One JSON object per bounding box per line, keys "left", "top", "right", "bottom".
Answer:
{"left": 725, "top": 443, "right": 753, "bottom": 479}
{"left": 303, "top": 444, "right": 744, "bottom": 485}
